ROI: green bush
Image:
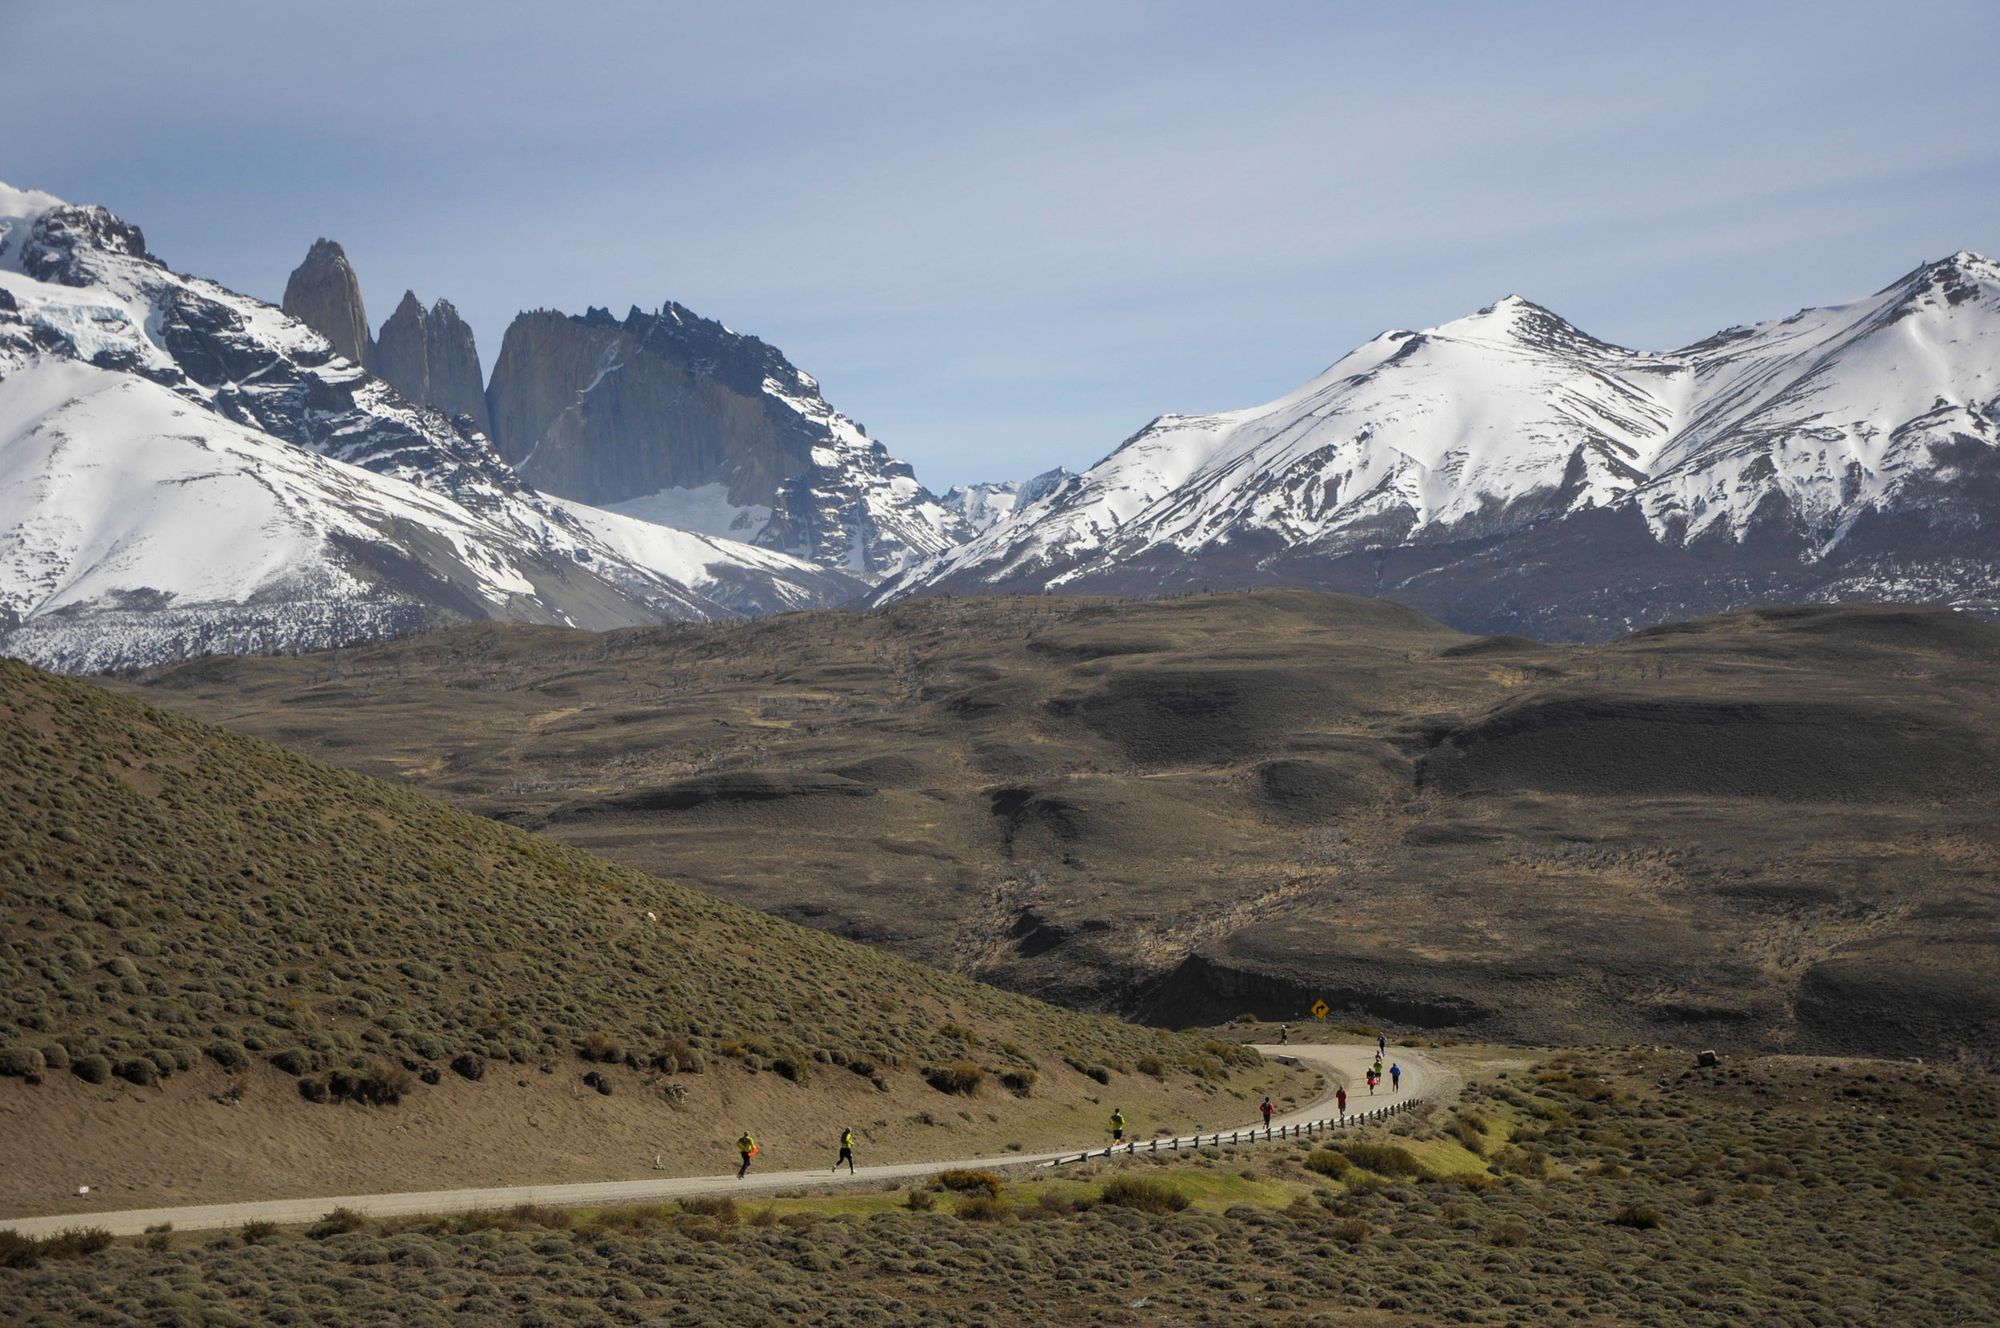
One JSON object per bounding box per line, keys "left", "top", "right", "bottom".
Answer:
{"left": 1341, "top": 1141, "right": 1428, "bottom": 1177}
{"left": 1099, "top": 1176, "right": 1188, "bottom": 1213}
{"left": 0, "top": 1227, "right": 113, "bottom": 1267}
{"left": 449, "top": 1053, "right": 485, "bottom": 1081}
{"left": 934, "top": 1169, "right": 1003, "bottom": 1197}
{"left": 955, "top": 1195, "right": 1012, "bottom": 1222}
{"left": 926, "top": 1061, "right": 985, "bottom": 1095}
{"left": 1135, "top": 1055, "right": 1165, "bottom": 1078}
{"left": 1000, "top": 1068, "right": 1037, "bottom": 1097}
{"left": 114, "top": 1057, "right": 159, "bottom": 1087}
{"left": 677, "top": 1196, "right": 738, "bottom": 1224}
{"left": 307, "top": 1207, "right": 369, "bottom": 1239}
{"left": 905, "top": 1188, "right": 935, "bottom": 1211}
{"left": 0, "top": 1046, "right": 44, "bottom": 1077}
{"left": 39, "top": 1043, "right": 69, "bottom": 1071}
{"left": 270, "top": 1047, "right": 313, "bottom": 1075}
{"left": 657, "top": 1038, "right": 701, "bottom": 1074}
{"left": 240, "top": 1220, "right": 277, "bottom": 1245}
{"left": 204, "top": 1042, "right": 250, "bottom": 1072}
{"left": 1612, "top": 1205, "right": 1662, "bottom": 1230}
{"left": 1303, "top": 1149, "right": 1351, "bottom": 1179}
{"left": 71, "top": 1055, "right": 111, "bottom": 1085}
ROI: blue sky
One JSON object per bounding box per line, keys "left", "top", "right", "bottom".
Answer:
{"left": 5, "top": 0, "right": 1996, "bottom": 489}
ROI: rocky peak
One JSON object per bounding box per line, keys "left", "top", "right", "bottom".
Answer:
{"left": 375, "top": 288, "right": 492, "bottom": 437}
{"left": 485, "top": 299, "right": 966, "bottom": 577}
{"left": 282, "top": 238, "right": 372, "bottom": 368}
{"left": 17, "top": 204, "right": 156, "bottom": 287}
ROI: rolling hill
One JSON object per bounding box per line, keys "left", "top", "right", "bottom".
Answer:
{"left": 0, "top": 655, "right": 1295, "bottom": 1215}
{"left": 116, "top": 591, "right": 2000, "bottom": 1065}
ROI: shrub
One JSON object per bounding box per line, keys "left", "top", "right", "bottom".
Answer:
{"left": 0, "top": 1046, "right": 44, "bottom": 1077}
{"left": 771, "top": 1056, "right": 807, "bottom": 1083}
{"left": 0, "top": 1227, "right": 113, "bottom": 1266}
{"left": 1329, "top": 1217, "right": 1371, "bottom": 1245}
{"left": 1447, "top": 1114, "right": 1487, "bottom": 1155}
{"left": 1099, "top": 1176, "right": 1188, "bottom": 1213}
{"left": 449, "top": 1053, "right": 485, "bottom": 1082}
{"left": 239, "top": 1220, "right": 276, "bottom": 1245}
{"left": 1303, "top": 1149, "right": 1351, "bottom": 1179}
{"left": 657, "top": 1038, "right": 701, "bottom": 1074}
{"left": 204, "top": 1042, "right": 250, "bottom": 1072}
{"left": 580, "top": 1034, "right": 623, "bottom": 1063}
{"left": 1342, "top": 1141, "right": 1428, "bottom": 1177}
{"left": 1489, "top": 1221, "right": 1532, "bottom": 1247}
{"left": 71, "top": 1055, "right": 111, "bottom": 1085}
{"left": 1084, "top": 1064, "right": 1111, "bottom": 1086}
{"left": 1612, "top": 1205, "right": 1661, "bottom": 1230}
{"left": 905, "top": 1188, "right": 935, "bottom": 1211}
{"left": 1135, "top": 1055, "right": 1165, "bottom": 1078}
{"left": 955, "top": 1195, "right": 1012, "bottom": 1222}
{"left": 1495, "top": 1145, "right": 1550, "bottom": 1179}
{"left": 350, "top": 1062, "right": 413, "bottom": 1106}
{"left": 677, "top": 1196, "right": 738, "bottom": 1224}
{"left": 926, "top": 1061, "right": 985, "bottom": 1096}
{"left": 308, "top": 1207, "right": 369, "bottom": 1239}
{"left": 38, "top": 1044, "right": 68, "bottom": 1071}
{"left": 582, "top": 1070, "right": 613, "bottom": 1096}
{"left": 297, "top": 1076, "right": 330, "bottom": 1103}
{"left": 114, "top": 1057, "right": 159, "bottom": 1087}
{"left": 1000, "top": 1068, "right": 1037, "bottom": 1097}
{"left": 934, "top": 1169, "right": 1003, "bottom": 1197}
{"left": 270, "top": 1047, "right": 313, "bottom": 1075}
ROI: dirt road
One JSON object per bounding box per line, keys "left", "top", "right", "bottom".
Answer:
{"left": 1, "top": 1042, "right": 1450, "bottom": 1237}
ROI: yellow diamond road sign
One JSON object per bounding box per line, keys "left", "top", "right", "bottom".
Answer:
{"left": 1310, "top": 999, "right": 1329, "bottom": 1021}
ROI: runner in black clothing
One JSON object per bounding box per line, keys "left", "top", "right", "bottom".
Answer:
{"left": 1260, "top": 1096, "right": 1275, "bottom": 1130}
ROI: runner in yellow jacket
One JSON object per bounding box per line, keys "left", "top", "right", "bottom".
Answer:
{"left": 736, "top": 1132, "right": 757, "bottom": 1178}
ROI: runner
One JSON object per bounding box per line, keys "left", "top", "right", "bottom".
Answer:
{"left": 736, "top": 1131, "right": 758, "bottom": 1179}
{"left": 1336, "top": 1085, "right": 1347, "bottom": 1120}
{"left": 1109, "top": 1108, "right": 1126, "bottom": 1143}
{"left": 1260, "top": 1096, "right": 1275, "bottom": 1130}
{"left": 1377, "top": 1031, "right": 1387, "bottom": 1060}
{"left": 1389, "top": 1062, "right": 1401, "bottom": 1094}
{"left": 1279, "top": 1023, "right": 1290, "bottom": 1045}
{"left": 1366, "top": 1070, "right": 1377, "bottom": 1096}
{"left": 832, "top": 1126, "right": 856, "bottom": 1174}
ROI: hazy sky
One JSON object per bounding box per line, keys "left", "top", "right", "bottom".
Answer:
{"left": 5, "top": 1, "right": 1997, "bottom": 489}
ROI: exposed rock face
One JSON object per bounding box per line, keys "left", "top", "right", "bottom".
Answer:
{"left": 485, "top": 302, "right": 966, "bottom": 577}
{"left": 374, "top": 291, "right": 492, "bottom": 437}
{"left": 280, "top": 238, "right": 372, "bottom": 368}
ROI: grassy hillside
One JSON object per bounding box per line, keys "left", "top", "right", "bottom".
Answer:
{"left": 118, "top": 591, "right": 2000, "bottom": 1063}
{"left": 0, "top": 656, "right": 1300, "bottom": 1213}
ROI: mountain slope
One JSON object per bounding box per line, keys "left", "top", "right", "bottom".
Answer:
{"left": 0, "top": 184, "right": 863, "bottom": 668}
{"left": 485, "top": 302, "right": 968, "bottom": 577}
{"left": 886, "top": 255, "right": 2000, "bottom": 637}
{"left": 0, "top": 654, "right": 1276, "bottom": 1213}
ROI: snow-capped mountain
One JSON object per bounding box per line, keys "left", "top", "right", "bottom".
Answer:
{"left": 943, "top": 466, "right": 1078, "bottom": 534}
{"left": 483, "top": 301, "right": 968, "bottom": 578}
{"left": 0, "top": 184, "right": 862, "bottom": 671}
{"left": 884, "top": 253, "right": 2000, "bottom": 638}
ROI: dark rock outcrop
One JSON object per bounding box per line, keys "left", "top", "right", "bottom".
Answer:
{"left": 281, "top": 238, "right": 373, "bottom": 368}
{"left": 374, "top": 291, "right": 492, "bottom": 437}
{"left": 484, "top": 302, "right": 965, "bottom": 576}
